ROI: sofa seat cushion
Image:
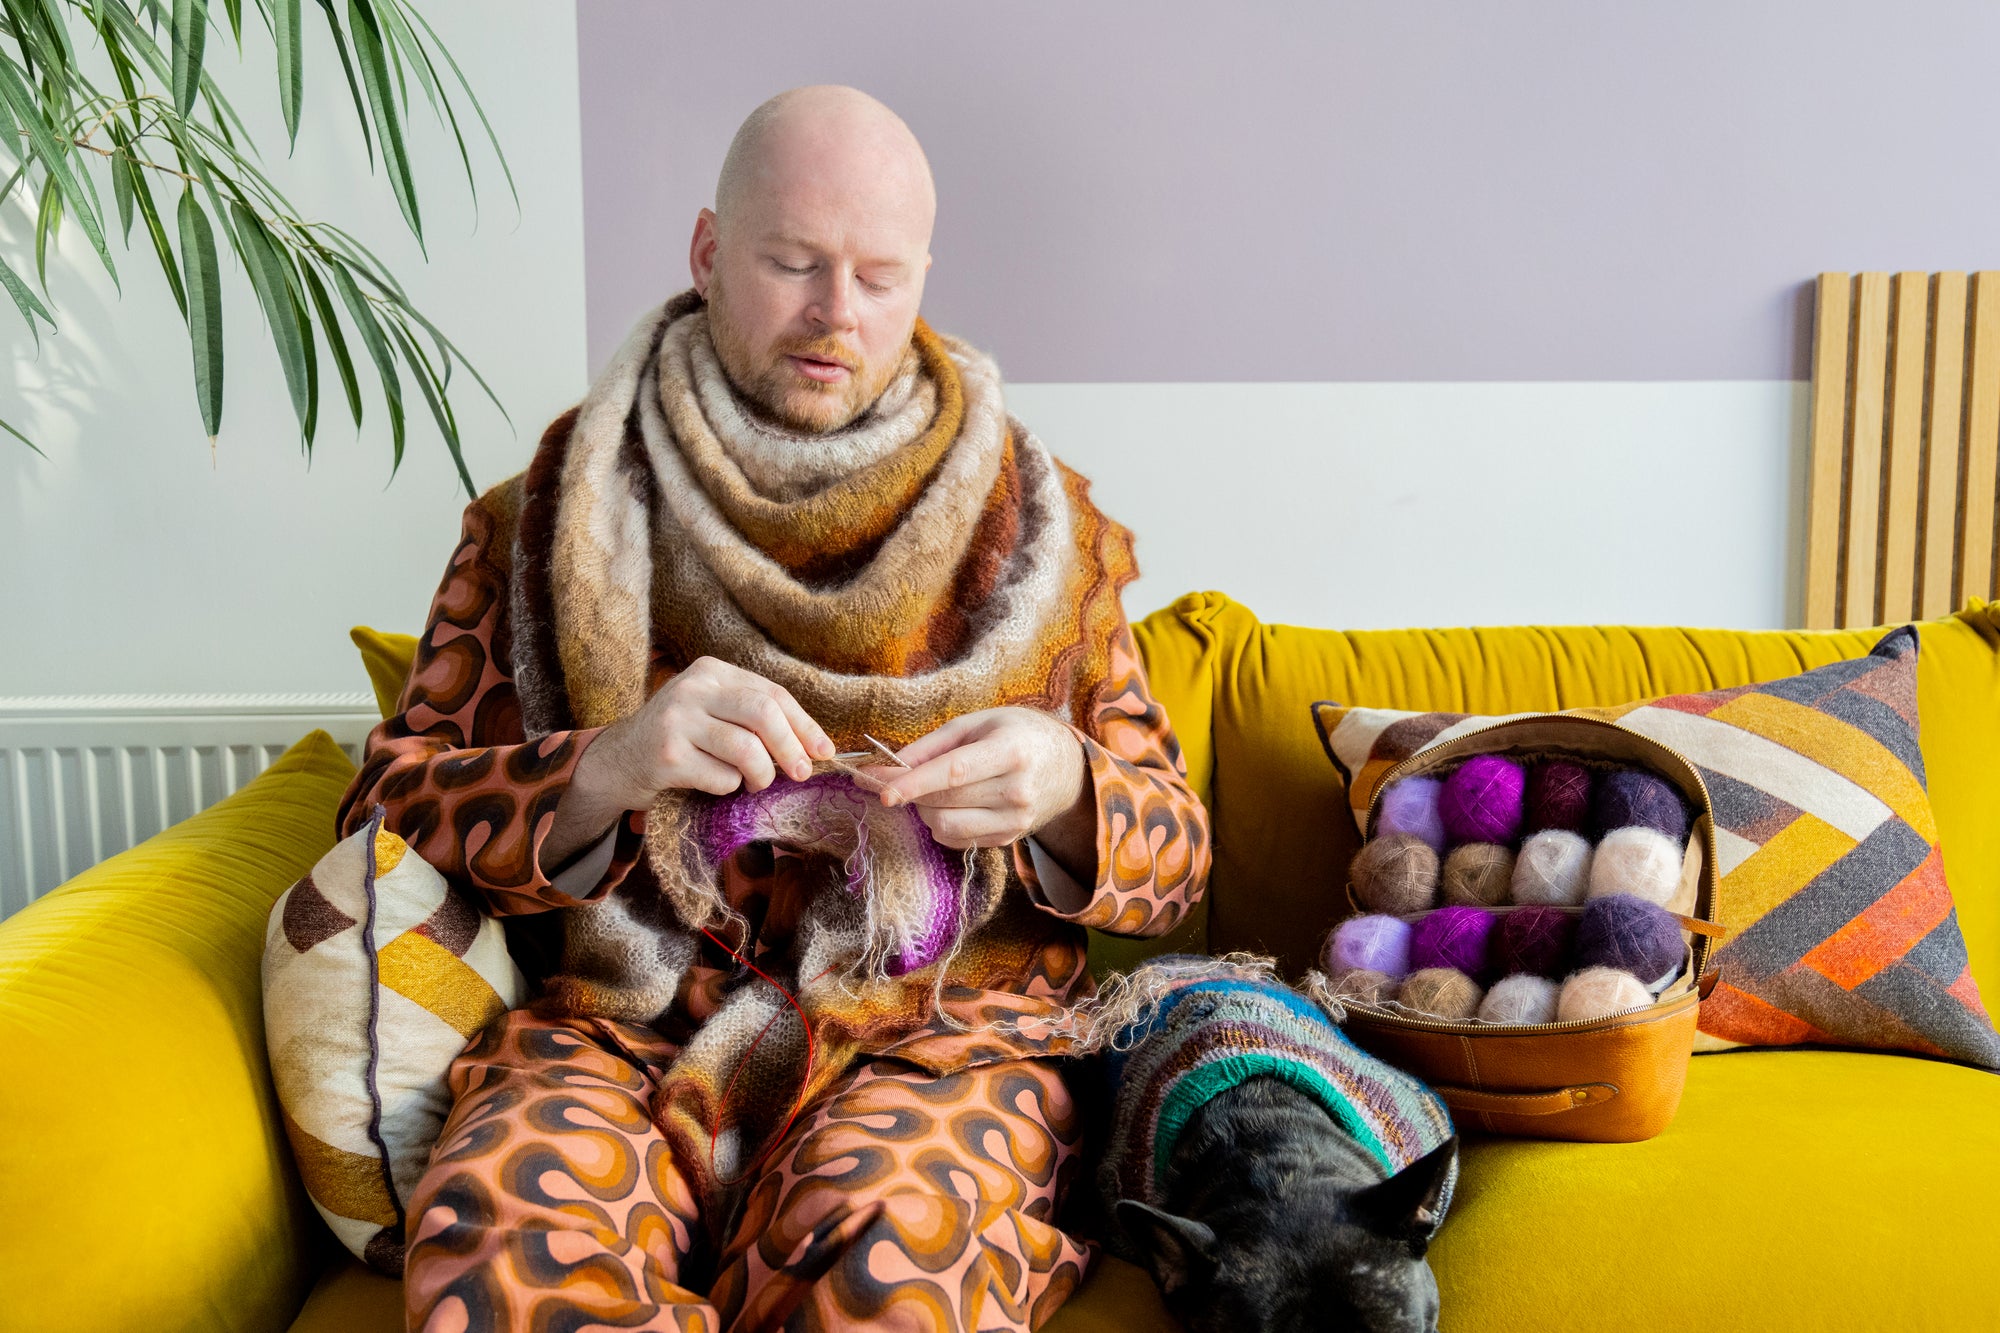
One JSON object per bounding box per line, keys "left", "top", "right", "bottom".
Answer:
{"left": 1432, "top": 1048, "right": 1999, "bottom": 1330}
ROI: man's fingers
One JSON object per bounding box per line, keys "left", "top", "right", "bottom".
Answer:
{"left": 673, "top": 744, "right": 746, "bottom": 797}
{"left": 704, "top": 663, "right": 834, "bottom": 767}
{"left": 878, "top": 738, "right": 1010, "bottom": 807}
{"left": 915, "top": 803, "right": 1019, "bottom": 848}
{"left": 712, "top": 685, "right": 814, "bottom": 781}
{"left": 889, "top": 713, "right": 991, "bottom": 771}
{"left": 692, "top": 718, "right": 778, "bottom": 793}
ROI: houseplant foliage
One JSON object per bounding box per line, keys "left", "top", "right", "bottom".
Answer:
{"left": 2, "top": 0, "right": 513, "bottom": 495}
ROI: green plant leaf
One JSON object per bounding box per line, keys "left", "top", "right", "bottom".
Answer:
{"left": 329, "top": 260, "right": 404, "bottom": 468}
{"left": 293, "top": 278, "right": 319, "bottom": 446}
{"left": 387, "top": 317, "right": 472, "bottom": 496}
{"left": 230, "top": 202, "right": 313, "bottom": 435}
{"left": 0, "top": 257, "right": 55, "bottom": 345}
{"left": 346, "top": 0, "right": 420, "bottom": 244}
{"left": 300, "top": 261, "right": 360, "bottom": 429}
{"left": 397, "top": 1, "right": 517, "bottom": 214}
{"left": 273, "top": 0, "right": 303, "bottom": 146}
{"left": 171, "top": 0, "right": 209, "bottom": 116}
{"left": 0, "top": 54, "right": 117, "bottom": 285}
{"left": 34, "top": 173, "right": 63, "bottom": 287}
{"left": 222, "top": 0, "right": 243, "bottom": 44}
{"left": 312, "top": 0, "right": 373, "bottom": 166}
{"left": 178, "top": 188, "right": 223, "bottom": 439}
{"left": 128, "top": 159, "right": 189, "bottom": 319}
{"left": 109, "top": 130, "right": 136, "bottom": 240}
{"left": 1, "top": 413, "right": 47, "bottom": 457}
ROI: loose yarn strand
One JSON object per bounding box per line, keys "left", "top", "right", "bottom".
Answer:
{"left": 698, "top": 926, "right": 826, "bottom": 1186}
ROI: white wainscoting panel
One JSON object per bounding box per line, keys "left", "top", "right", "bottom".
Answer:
{"left": 0, "top": 694, "right": 378, "bottom": 918}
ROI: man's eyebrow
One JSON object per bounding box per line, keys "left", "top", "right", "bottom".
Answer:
{"left": 763, "top": 235, "right": 911, "bottom": 271}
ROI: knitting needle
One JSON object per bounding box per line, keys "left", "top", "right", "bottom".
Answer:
{"left": 862, "top": 734, "right": 911, "bottom": 769}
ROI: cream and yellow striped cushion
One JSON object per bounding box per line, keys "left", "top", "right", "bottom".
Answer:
{"left": 261, "top": 808, "right": 523, "bottom": 1273}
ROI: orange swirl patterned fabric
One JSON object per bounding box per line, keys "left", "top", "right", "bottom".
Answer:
{"left": 336, "top": 299, "right": 1210, "bottom": 1330}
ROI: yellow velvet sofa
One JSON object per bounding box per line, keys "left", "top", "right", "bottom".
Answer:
{"left": 5, "top": 591, "right": 1997, "bottom": 1332}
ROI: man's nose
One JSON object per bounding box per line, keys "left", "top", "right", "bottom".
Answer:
{"left": 810, "top": 269, "right": 860, "bottom": 334}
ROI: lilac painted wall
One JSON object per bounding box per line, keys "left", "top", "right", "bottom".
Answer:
{"left": 577, "top": 1, "right": 2000, "bottom": 383}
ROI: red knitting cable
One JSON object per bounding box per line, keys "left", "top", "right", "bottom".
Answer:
{"left": 699, "top": 925, "right": 836, "bottom": 1185}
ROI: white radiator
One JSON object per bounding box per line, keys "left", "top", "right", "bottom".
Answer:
{"left": 0, "top": 693, "right": 380, "bottom": 919}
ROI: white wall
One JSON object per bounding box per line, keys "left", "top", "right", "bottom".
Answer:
{"left": 1, "top": 1, "right": 587, "bottom": 698}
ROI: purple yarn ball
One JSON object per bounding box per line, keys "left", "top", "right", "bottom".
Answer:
{"left": 1592, "top": 769, "right": 1689, "bottom": 843}
{"left": 1327, "top": 914, "right": 1414, "bottom": 980}
{"left": 1410, "top": 905, "right": 1500, "bottom": 982}
{"left": 1525, "top": 761, "right": 1593, "bottom": 834}
{"left": 1439, "top": 755, "right": 1527, "bottom": 847}
{"left": 1377, "top": 777, "right": 1447, "bottom": 852}
{"left": 1576, "top": 893, "right": 1685, "bottom": 984}
{"left": 1496, "top": 905, "right": 1578, "bottom": 979}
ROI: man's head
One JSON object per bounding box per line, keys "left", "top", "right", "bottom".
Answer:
{"left": 691, "top": 86, "right": 936, "bottom": 434}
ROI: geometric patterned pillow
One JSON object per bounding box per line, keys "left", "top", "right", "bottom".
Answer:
{"left": 261, "top": 806, "right": 523, "bottom": 1273}
{"left": 1312, "top": 627, "right": 2000, "bottom": 1070}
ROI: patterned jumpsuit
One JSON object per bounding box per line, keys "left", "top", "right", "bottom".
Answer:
{"left": 337, "top": 499, "right": 1211, "bottom": 1333}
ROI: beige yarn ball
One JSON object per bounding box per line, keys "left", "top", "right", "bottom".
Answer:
{"left": 1351, "top": 833, "right": 1441, "bottom": 914}
{"left": 1587, "top": 827, "right": 1684, "bottom": 907}
{"left": 1397, "top": 966, "right": 1484, "bottom": 1020}
{"left": 1477, "top": 973, "right": 1561, "bottom": 1024}
{"left": 1557, "top": 966, "right": 1655, "bottom": 1021}
{"left": 1441, "top": 842, "right": 1516, "bottom": 907}
{"left": 1327, "top": 967, "right": 1396, "bottom": 1005}
{"left": 1511, "top": 829, "right": 1593, "bottom": 906}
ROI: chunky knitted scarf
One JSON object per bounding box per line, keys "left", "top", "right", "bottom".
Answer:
{"left": 1098, "top": 957, "right": 1458, "bottom": 1215}
{"left": 510, "top": 292, "right": 1136, "bottom": 1206}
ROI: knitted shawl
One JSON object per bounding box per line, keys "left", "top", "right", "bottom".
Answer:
{"left": 504, "top": 292, "right": 1136, "bottom": 1206}
{"left": 1099, "top": 958, "right": 1458, "bottom": 1216}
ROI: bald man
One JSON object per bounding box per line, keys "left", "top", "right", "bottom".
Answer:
{"left": 339, "top": 87, "right": 1210, "bottom": 1332}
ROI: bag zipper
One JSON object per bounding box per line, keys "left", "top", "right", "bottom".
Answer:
{"left": 1342, "top": 984, "right": 1701, "bottom": 1035}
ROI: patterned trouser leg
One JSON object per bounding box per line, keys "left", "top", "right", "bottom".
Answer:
{"left": 405, "top": 1009, "right": 1094, "bottom": 1333}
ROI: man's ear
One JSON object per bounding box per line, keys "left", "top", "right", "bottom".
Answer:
{"left": 689, "top": 207, "right": 719, "bottom": 296}
{"left": 1350, "top": 1136, "right": 1458, "bottom": 1256}
{"left": 1115, "top": 1198, "right": 1218, "bottom": 1295}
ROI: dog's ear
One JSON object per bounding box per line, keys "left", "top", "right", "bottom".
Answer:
{"left": 1350, "top": 1136, "right": 1457, "bottom": 1256}
{"left": 1115, "top": 1198, "right": 1218, "bottom": 1295}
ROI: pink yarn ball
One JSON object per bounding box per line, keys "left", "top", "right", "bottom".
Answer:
{"left": 1326, "top": 914, "right": 1414, "bottom": 980}
{"left": 1409, "top": 905, "right": 1500, "bottom": 982}
{"left": 1377, "top": 777, "right": 1447, "bottom": 852}
{"left": 1439, "top": 755, "right": 1527, "bottom": 846}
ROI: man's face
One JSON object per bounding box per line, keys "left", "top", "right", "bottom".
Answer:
{"left": 693, "top": 158, "right": 931, "bottom": 434}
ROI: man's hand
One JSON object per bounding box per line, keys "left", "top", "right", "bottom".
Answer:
{"left": 543, "top": 657, "right": 834, "bottom": 871}
{"left": 870, "top": 707, "right": 1094, "bottom": 878}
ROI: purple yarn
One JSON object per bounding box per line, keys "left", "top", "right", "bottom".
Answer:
{"left": 1525, "top": 761, "right": 1593, "bottom": 834}
{"left": 1327, "top": 914, "right": 1414, "bottom": 980}
{"left": 1410, "top": 905, "right": 1500, "bottom": 982}
{"left": 1576, "top": 894, "right": 1684, "bottom": 984}
{"left": 1439, "top": 756, "right": 1527, "bottom": 846}
{"left": 1377, "top": 777, "right": 1447, "bottom": 852}
{"left": 1592, "top": 769, "right": 1689, "bottom": 843}
{"left": 1496, "top": 905, "right": 1577, "bottom": 979}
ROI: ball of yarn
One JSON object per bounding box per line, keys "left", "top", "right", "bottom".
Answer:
{"left": 1557, "top": 966, "right": 1655, "bottom": 1021}
{"left": 1495, "top": 904, "right": 1578, "bottom": 978}
{"left": 1588, "top": 826, "right": 1684, "bottom": 908}
{"left": 1439, "top": 755, "right": 1527, "bottom": 846}
{"left": 1326, "top": 967, "right": 1396, "bottom": 1005}
{"left": 1397, "top": 967, "right": 1484, "bottom": 1020}
{"left": 1409, "top": 905, "right": 1499, "bottom": 981}
{"left": 1510, "top": 829, "right": 1593, "bottom": 906}
{"left": 1576, "top": 894, "right": 1684, "bottom": 984}
{"left": 1441, "top": 842, "right": 1516, "bottom": 907}
{"left": 1350, "top": 834, "right": 1440, "bottom": 914}
{"left": 1377, "top": 777, "right": 1447, "bottom": 852}
{"left": 1326, "top": 914, "right": 1414, "bottom": 980}
{"left": 1592, "top": 769, "right": 1689, "bottom": 842}
{"left": 1477, "top": 973, "right": 1560, "bottom": 1025}
{"left": 1525, "top": 760, "right": 1593, "bottom": 834}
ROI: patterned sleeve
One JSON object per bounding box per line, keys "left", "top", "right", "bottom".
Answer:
{"left": 335, "top": 499, "right": 645, "bottom": 916}
{"left": 1013, "top": 622, "right": 1212, "bottom": 936}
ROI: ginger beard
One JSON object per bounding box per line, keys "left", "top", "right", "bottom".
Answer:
{"left": 705, "top": 271, "right": 906, "bottom": 434}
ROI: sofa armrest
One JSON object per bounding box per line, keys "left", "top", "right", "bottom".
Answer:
{"left": 0, "top": 731, "right": 356, "bottom": 1333}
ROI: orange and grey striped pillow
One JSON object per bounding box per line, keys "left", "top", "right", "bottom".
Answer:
{"left": 262, "top": 807, "right": 523, "bottom": 1273}
{"left": 1312, "top": 628, "right": 2000, "bottom": 1070}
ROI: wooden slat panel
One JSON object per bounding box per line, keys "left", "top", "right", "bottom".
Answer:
{"left": 1804, "top": 273, "right": 1851, "bottom": 629}
{"left": 1879, "top": 272, "right": 1929, "bottom": 622}
{"left": 1963, "top": 271, "right": 2000, "bottom": 604}
{"left": 1842, "top": 273, "right": 1892, "bottom": 626}
{"left": 1920, "top": 273, "right": 1968, "bottom": 619}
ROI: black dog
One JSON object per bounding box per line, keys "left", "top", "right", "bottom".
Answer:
{"left": 1092, "top": 958, "right": 1458, "bottom": 1333}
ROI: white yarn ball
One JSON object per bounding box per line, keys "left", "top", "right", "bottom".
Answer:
{"left": 1587, "top": 826, "right": 1683, "bottom": 907}
{"left": 1557, "top": 966, "right": 1655, "bottom": 1021}
{"left": 1510, "top": 829, "right": 1593, "bottom": 905}
{"left": 1477, "top": 973, "right": 1560, "bottom": 1025}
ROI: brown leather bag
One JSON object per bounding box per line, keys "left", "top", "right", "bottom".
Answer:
{"left": 1337, "top": 716, "right": 1724, "bottom": 1142}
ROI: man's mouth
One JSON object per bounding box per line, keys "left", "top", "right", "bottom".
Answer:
{"left": 787, "top": 354, "right": 852, "bottom": 384}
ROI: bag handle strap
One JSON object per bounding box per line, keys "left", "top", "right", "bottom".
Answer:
{"left": 1433, "top": 1082, "right": 1618, "bottom": 1117}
